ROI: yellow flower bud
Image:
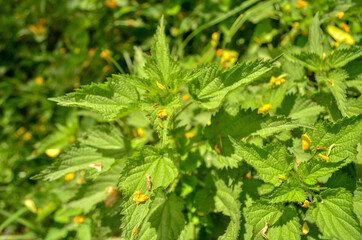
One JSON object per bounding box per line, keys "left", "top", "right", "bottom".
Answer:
{"left": 327, "top": 25, "right": 354, "bottom": 45}
{"left": 24, "top": 199, "right": 37, "bottom": 213}
{"left": 301, "top": 200, "right": 310, "bottom": 208}
{"left": 64, "top": 173, "right": 75, "bottom": 181}
{"left": 335, "top": 11, "right": 344, "bottom": 19}
{"left": 182, "top": 94, "right": 190, "bottom": 102}
{"left": 297, "top": 0, "right": 308, "bottom": 8}
{"left": 318, "top": 153, "right": 330, "bottom": 162}
{"left": 301, "top": 134, "right": 312, "bottom": 151}
{"left": 35, "top": 77, "right": 43, "bottom": 85}
{"left": 156, "top": 109, "right": 167, "bottom": 119}
{"left": 185, "top": 132, "right": 196, "bottom": 138}
{"left": 258, "top": 104, "right": 272, "bottom": 114}
{"left": 133, "top": 190, "right": 149, "bottom": 204}
{"left": 302, "top": 222, "right": 309, "bottom": 235}
{"left": 45, "top": 148, "right": 61, "bottom": 158}
{"left": 73, "top": 215, "right": 86, "bottom": 223}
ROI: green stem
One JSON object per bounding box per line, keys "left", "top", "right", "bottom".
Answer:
{"left": 0, "top": 207, "right": 30, "bottom": 232}
{"left": 107, "top": 53, "right": 125, "bottom": 74}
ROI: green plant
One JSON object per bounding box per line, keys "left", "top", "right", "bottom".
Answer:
{"left": 33, "top": 14, "right": 362, "bottom": 240}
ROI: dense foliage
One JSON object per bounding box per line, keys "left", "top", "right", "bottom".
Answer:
{"left": 1, "top": 0, "right": 362, "bottom": 239}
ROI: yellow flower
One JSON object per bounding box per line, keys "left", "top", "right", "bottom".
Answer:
{"left": 216, "top": 49, "right": 223, "bottom": 56}
{"left": 211, "top": 32, "right": 218, "bottom": 40}
{"left": 171, "top": 27, "right": 179, "bottom": 36}
{"left": 133, "top": 190, "right": 149, "bottom": 204}
{"left": 335, "top": 11, "right": 344, "bottom": 19}
{"left": 220, "top": 50, "right": 238, "bottom": 68}
{"left": 100, "top": 49, "right": 111, "bottom": 63}
{"left": 269, "top": 76, "right": 285, "bottom": 86}
{"left": 182, "top": 94, "right": 190, "bottom": 102}
{"left": 297, "top": 0, "right": 308, "bottom": 8}
{"left": 24, "top": 199, "right": 37, "bottom": 213}
{"left": 156, "top": 109, "right": 167, "bottom": 119}
{"left": 284, "top": 4, "right": 290, "bottom": 11}
{"left": 60, "top": 48, "right": 66, "bottom": 54}
{"left": 156, "top": 81, "right": 166, "bottom": 90}
{"left": 327, "top": 78, "right": 335, "bottom": 87}
{"left": 88, "top": 48, "right": 95, "bottom": 57}
{"left": 340, "top": 22, "right": 349, "bottom": 33}
{"left": 23, "top": 132, "right": 32, "bottom": 141}
{"left": 318, "top": 153, "right": 330, "bottom": 162}
{"left": 102, "top": 65, "right": 110, "bottom": 73}
{"left": 322, "top": 52, "right": 326, "bottom": 61}
{"left": 327, "top": 25, "right": 354, "bottom": 45}
{"left": 302, "top": 222, "right": 309, "bottom": 235}
{"left": 64, "top": 173, "right": 75, "bottom": 181}
{"left": 258, "top": 104, "right": 272, "bottom": 114}
{"left": 28, "top": 24, "right": 44, "bottom": 35}
{"left": 301, "top": 134, "right": 312, "bottom": 151}
{"left": 185, "top": 132, "right": 196, "bottom": 138}
{"left": 73, "top": 215, "right": 86, "bottom": 223}
{"left": 104, "top": 0, "right": 116, "bottom": 8}
{"left": 35, "top": 77, "right": 43, "bottom": 85}
{"left": 293, "top": 22, "right": 300, "bottom": 28}
{"left": 301, "top": 200, "right": 310, "bottom": 208}
{"left": 278, "top": 174, "right": 286, "bottom": 180}
{"left": 137, "top": 128, "right": 145, "bottom": 138}
{"left": 45, "top": 148, "right": 61, "bottom": 158}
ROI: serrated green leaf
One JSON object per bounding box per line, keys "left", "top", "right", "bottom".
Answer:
{"left": 308, "top": 14, "right": 323, "bottom": 56}
{"left": 245, "top": 201, "right": 283, "bottom": 239}
{"left": 50, "top": 75, "right": 139, "bottom": 121}
{"left": 189, "top": 58, "right": 278, "bottom": 109}
{"left": 33, "top": 146, "right": 115, "bottom": 181}
{"left": 289, "top": 52, "right": 322, "bottom": 72}
{"left": 307, "top": 188, "right": 362, "bottom": 240}
{"left": 119, "top": 146, "right": 178, "bottom": 196}
{"left": 68, "top": 163, "right": 123, "bottom": 213}
{"left": 144, "top": 16, "right": 180, "bottom": 91}
{"left": 277, "top": 94, "right": 324, "bottom": 124}
{"left": 136, "top": 191, "right": 185, "bottom": 240}
{"left": 266, "top": 207, "right": 301, "bottom": 240}
{"left": 298, "top": 159, "right": 348, "bottom": 185}
{"left": 214, "top": 179, "right": 242, "bottom": 240}
{"left": 353, "top": 181, "right": 362, "bottom": 223}
{"left": 231, "top": 138, "right": 294, "bottom": 186}
{"left": 346, "top": 98, "right": 362, "bottom": 117}
{"left": 269, "top": 184, "right": 306, "bottom": 203}
{"left": 306, "top": 115, "right": 362, "bottom": 163}
{"left": 327, "top": 69, "right": 348, "bottom": 116}
{"left": 329, "top": 46, "right": 362, "bottom": 68}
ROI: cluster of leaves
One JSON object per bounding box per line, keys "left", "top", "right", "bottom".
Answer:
{"left": 1, "top": 0, "right": 362, "bottom": 239}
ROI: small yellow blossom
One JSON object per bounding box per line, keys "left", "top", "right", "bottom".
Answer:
{"left": 216, "top": 49, "right": 223, "bottom": 56}
{"left": 331, "top": 50, "right": 335, "bottom": 55}
{"left": 335, "top": 11, "right": 344, "bottom": 19}
{"left": 318, "top": 153, "right": 330, "bottom": 162}
{"left": 284, "top": 4, "right": 290, "bottom": 11}
{"left": 24, "top": 199, "right": 37, "bottom": 213}
{"left": 156, "top": 109, "right": 167, "bottom": 119}
{"left": 244, "top": 173, "right": 252, "bottom": 179}
{"left": 35, "top": 77, "right": 43, "bottom": 85}
{"left": 45, "top": 148, "right": 61, "bottom": 158}
{"left": 212, "top": 32, "right": 219, "bottom": 41}
{"left": 133, "top": 190, "right": 149, "bottom": 204}
{"left": 137, "top": 128, "right": 145, "bottom": 138}
{"left": 322, "top": 52, "right": 326, "bottom": 61}
{"left": 340, "top": 22, "right": 349, "bottom": 33}
{"left": 185, "top": 132, "right": 196, "bottom": 138}
{"left": 170, "top": 27, "right": 179, "bottom": 36}
{"left": 301, "top": 134, "right": 312, "bottom": 151}
{"left": 60, "top": 48, "right": 66, "bottom": 54}
{"left": 206, "top": 121, "right": 211, "bottom": 126}
{"left": 182, "top": 94, "right": 190, "bottom": 102}
{"left": 258, "top": 104, "right": 272, "bottom": 114}
{"left": 102, "top": 65, "right": 110, "bottom": 73}
{"left": 89, "top": 163, "right": 102, "bottom": 172}
{"left": 88, "top": 48, "right": 95, "bottom": 57}
{"left": 327, "top": 25, "right": 354, "bottom": 45}
{"left": 220, "top": 50, "right": 238, "bottom": 68}
{"left": 269, "top": 76, "right": 285, "bottom": 86}
{"left": 156, "top": 81, "right": 166, "bottom": 90}
{"left": 278, "top": 174, "right": 286, "bottom": 180}
{"left": 293, "top": 22, "right": 300, "bottom": 28}
{"left": 100, "top": 49, "right": 111, "bottom": 63}
{"left": 73, "top": 215, "right": 86, "bottom": 223}
{"left": 37, "top": 208, "right": 43, "bottom": 214}
{"left": 301, "top": 200, "right": 310, "bottom": 208}
{"left": 64, "top": 173, "right": 75, "bottom": 181}
{"left": 297, "top": 0, "right": 308, "bottom": 8}
{"left": 327, "top": 78, "right": 334, "bottom": 87}
{"left": 23, "top": 132, "right": 32, "bottom": 141}
{"left": 28, "top": 24, "right": 44, "bottom": 35}
{"left": 104, "top": 0, "right": 116, "bottom": 8}
{"left": 302, "top": 222, "right": 309, "bottom": 235}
